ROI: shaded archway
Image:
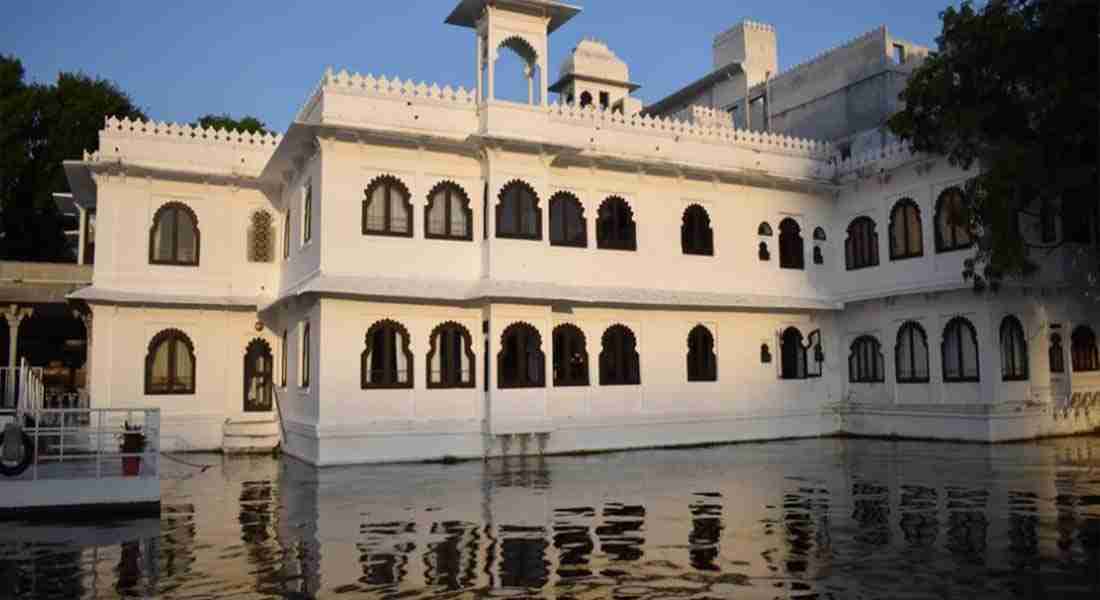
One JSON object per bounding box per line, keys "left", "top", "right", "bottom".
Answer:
{"left": 16, "top": 304, "right": 87, "bottom": 391}
{"left": 493, "top": 36, "right": 542, "bottom": 104}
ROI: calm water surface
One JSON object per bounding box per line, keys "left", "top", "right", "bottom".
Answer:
{"left": 3, "top": 437, "right": 1100, "bottom": 599}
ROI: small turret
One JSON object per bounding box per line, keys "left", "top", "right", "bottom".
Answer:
{"left": 550, "top": 38, "right": 642, "bottom": 114}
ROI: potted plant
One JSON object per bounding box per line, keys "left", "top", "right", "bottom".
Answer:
{"left": 119, "top": 421, "right": 146, "bottom": 476}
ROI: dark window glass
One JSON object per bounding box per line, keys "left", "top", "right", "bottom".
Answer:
{"left": 757, "top": 222, "right": 773, "bottom": 236}
{"left": 552, "top": 324, "right": 589, "bottom": 386}
{"left": 895, "top": 322, "right": 930, "bottom": 383}
{"left": 849, "top": 336, "right": 884, "bottom": 383}
{"left": 149, "top": 203, "right": 200, "bottom": 266}
{"left": 778, "top": 218, "right": 804, "bottom": 269}
{"left": 597, "top": 197, "right": 637, "bottom": 251}
{"left": 1000, "top": 316, "right": 1029, "bottom": 381}
{"left": 427, "top": 322, "right": 475, "bottom": 388}
{"left": 301, "top": 322, "right": 311, "bottom": 388}
{"left": 425, "top": 182, "right": 473, "bottom": 241}
{"left": 813, "top": 227, "right": 826, "bottom": 241}
{"left": 806, "top": 330, "right": 823, "bottom": 378}
{"left": 935, "top": 187, "right": 973, "bottom": 252}
{"left": 283, "top": 208, "right": 291, "bottom": 259}
{"left": 363, "top": 175, "right": 413, "bottom": 236}
{"left": 942, "top": 317, "right": 980, "bottom": 382}
{"left": 600, "top": 325, "right": 640, "bottom": 385}
{"left": 145, "top": 329, "right": 196, "bottom": 394}
{"left": 889, "top": 199, "right": 923, "bottom": 259}
{"left": 1071, "top": 325, "right": 1099, "bottom": 372}
{"left": 498, "top": 323, "right": 545, "bottom": 388}
{"left": 687, "top": 325, "right": 717, "bottom": 382}
{"left": 361, "top": 320, "right": 414, "bottom": 389}
{"left": 845, "top": 216, "right": 880, "bottom": 270}
{"left": 497, "top": 181, "right": 541, "bottom": 239}
{"left": 303, "top": 181, "right": 312, "bottom": 244}
{"left": 549, "top": 192, "right": 587, "bottom": 247}
{"left": 280, "top": 329, "right": 288, "bottom": 387}
{"left": 1049, "top": 333, "right": 1065, "bottom": 374}
{"left": 243, "top": 339, "right": 273, "bottom": 412}
{"left": 681, "top": 205, "right": 714, "bottom": 256}
{"left": 758, "top": 241, "right": 770, "bottom": 261}
{"left": 780, "top": 327, "right": 807, "bottom": 379}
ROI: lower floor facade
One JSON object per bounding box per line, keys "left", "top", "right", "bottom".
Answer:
{"left": 80, "top": 287, "right": 1100, "bottom": 465}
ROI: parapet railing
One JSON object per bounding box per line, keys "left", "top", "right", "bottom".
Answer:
{"left": 0, "top": 407, "right": 161, "bottom": 481}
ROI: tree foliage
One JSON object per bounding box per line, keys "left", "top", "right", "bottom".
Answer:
{"left": 193, "top": 113, "right": 271, "bottom": 135}
{"left": 0, "top": 55, "right": 146, "bottom": 261}
{"left": 887, "top": 0, "right": 1098, "bottom": 292}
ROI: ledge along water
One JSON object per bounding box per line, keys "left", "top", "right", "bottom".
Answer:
{"left": 2, "top": 436, "right": 1100, "bottom": 599}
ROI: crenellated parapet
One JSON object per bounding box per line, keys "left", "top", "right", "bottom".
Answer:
{"left": 834, "top": 139, "right": 922, "bottom": 180}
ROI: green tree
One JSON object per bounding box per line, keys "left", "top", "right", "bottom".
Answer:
{"left": 193, "top": 113, "right": 271, "bottom": 135}
{"left": 0, "top": 55, "right": 145, "bottom": 261}
{"left": 887, "top": 0, "right": 1098, "bottom": 293}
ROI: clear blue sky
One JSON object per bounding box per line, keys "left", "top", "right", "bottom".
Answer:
{"left": 2, "top": 1, "right": 955, "bottom": 132}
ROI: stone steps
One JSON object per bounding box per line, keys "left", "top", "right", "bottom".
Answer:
{"left": 221, "top": 417, "right": 280, "bottom": 454}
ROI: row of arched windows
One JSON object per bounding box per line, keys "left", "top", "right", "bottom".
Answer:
{"left": 843, "top": 187, "right": 974, "bottom": 271}
{"left": 756, "top": 219, "right": 824, "bottom": 268}
{"left": 844, "top": 319, "right": 1100, "bottom": 384}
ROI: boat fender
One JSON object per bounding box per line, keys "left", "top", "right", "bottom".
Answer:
{"left": 2, "top": 422, "right": 23, "bottom": 463}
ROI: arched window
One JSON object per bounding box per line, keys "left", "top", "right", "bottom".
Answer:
{"left": 895, "top": 321, "right": 930, "bottom": 383}
{"left": 681, "top": 205, "right": 714, "bottom": 256}
{"left": 549, "top": 192, "right": 586, "bottom": 247}
{"left": 942, "top": 317, "right": 980, "bottom": 382}
{"left": 758, "top": 241, "right": 770, "bottom": 261}
{"left": 687, "top": 325, "right": 717, "bottom": 382}
{"left": 552, "top": 324, "right": 589, "bottom": 386}
{"left": 813, "top": 227, "right": 827, "bottom": 241}
{"left": 363, "top": 175, "right": 412, "bottom": 237}
{"left": 1000, "top": 316, "right": 1029, "bottom": 381}
{"left": 1071, "top": 325, "right": 1099, "bottom": 372}
{"left": 149, "top": 202, "right": 199, "bottom": 266}
{"left": 579, "top": 91, "right": 593, "bottom": 108}
{"left": 280, "top": 329, "right": 288, "bottom": 387}
{"left": 889, "top": 199, "right": 923, "bottom": 259}
{"left": 806, "top": 329, "right": 824, "bottom": 378}
{"left": 361, "top": 320, "right": 413, "bottom": 389}
{"left": 425, "top": 181, "right": 473, "bottom": 241}
{"left": 778, "top": 218, "right": 804, "bottom": 269}
{"left": 849, "top": 336, "right": 884, "bottom": 383}
{"left": 145, "top": 329, "right": 195, "bottom": 394}
{"left": 243, "top": 339, "right": 273, "bottom": 412}
{"left": 935, "top": 187, "right": 973, "bottom": 252}
{"left": 1049, "top": 333, "right": 1065, "bottom": 374}
{"left": 282, "top": 208, "right": 291, "bottom": 260}
{"left": 498, "top": 323, "right": 545, "bottom": 388}
{"left": 813, "top": 246, "right": 824, "bottom": 265}
{"left": 600, "top": 325, "right": 640, "bottom": 385}
{"left": 301, "top": 322, "right": 311, "bottom": 388}
{"left": 597, "top": 196, "right": 637, "bottom": 251}
{"left": 302, "top": 181, "right": 312, "bottom": 244}
{"left": 757, "top": 222, "right": 773, "bottom": 237}
{"left": 248, "top": 210, "right": 273, "bottom": 263}
{"left": 497, "top": 180, "right": 541, "bottom": 239}
{"left": 780, "top": 327, "right": 807, "bottom": 379}
{"left": 427, "top": 322, "right": 474, "bottom": 388}
{"left": 845, "top": 216, "right": 879, "bottom": 270}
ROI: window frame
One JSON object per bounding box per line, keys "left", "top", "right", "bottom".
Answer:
{"left": 549, "top": 191, "right": 587, "bottom": 248}
{"left": 999, "top": 315, "right": 1029, "bottom": 381}
{"left": 283, "top": 207, "right": 291, "bottom": 260}
{"left": 895, "top": 321, "right": 931, "bottom": 384}
{"left": 300, "top": 321, "right": 311, "bottom": 388}
{"left": 849, "top": 335, "right": 885, "bottom": 383}
{"left": 552, "top": 323, "right": 589, "bottom": 386}
{"left": 280, "top": 329, "right": 288, "bottom": 387}
{"left": 424, "top": 181, "right": 474, "bottom": 241}
{"left": 845, "top": 216, "right": 880, "bottom": 270}
{"left": 148, "top": 202, "right": 201, "bottom": 266}
{"left": 360, "top": 319, "right": 415, "bottom": 390}
{"left": 302, "top": 180, "right": 313, "bottom": 245}
{"left": 144, "top": 328, "right": 196, "bottom": 395}
{"left": 779, "top": 327, "right": 808, "bottom": 379}
{"left": 498, "top": 322, "right": 546, "bottom": 389}
{"left": 599, "top": 324, "right": 641, "bottom": 385}
{"left": 778, "top": 218, "right": 804, "bottom": 270}
{"left": 362, "top": 175, "right": 414, "bottom": 238}
{"left": 941, "top": 316, "right": 980, "bottom": 383}
{"left": 934, "top": 187, "right": 974, "bottom": 253}
{"left": 243, "top": 338, "right": 274, "bottom": 413}
{"left": 681, "top": 204, "right": 714, "bottom": 256}
{"left": 687, "top": 324, "right": 717, "bottom": 382}
{"left": 889, "top": 198, "right": 924, "bottom": 260}
{"left": 1049, "top": 332, "right": 1065, "bottom": 374}
{"left": 1071, "top": 325, "right": 1100, "bottom": 372}
{"left": 496, "top": 180, "right": 542, "bottom": 240}
{"left": 426, "top": 321, "right": 475, "bottom": 389}
{"left": 596, "top": 196, "right": 638, "bottom": 251}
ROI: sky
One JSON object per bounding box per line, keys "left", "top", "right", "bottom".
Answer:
{"left": 2, "top": 1, "right": 956, "bottom": 133}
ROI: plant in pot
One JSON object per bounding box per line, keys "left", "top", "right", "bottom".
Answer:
{"left": 119, "top": 421, "right": 146, "bottom": 476}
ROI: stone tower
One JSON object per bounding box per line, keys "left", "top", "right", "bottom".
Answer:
{"left": 713, "top": 20, "right": 778, "bottom": 85}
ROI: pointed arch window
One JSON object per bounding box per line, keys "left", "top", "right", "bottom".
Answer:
{"left": 757, "top": 222, "right": 773, "bottom": 237}
{"left": 942, "top": 317, "right": 980, "bottom": 382}
{"left": 149, "top": 202, "right": 200, "bottom": 266}
{"left": 145, "top": 329, "right": 195, "bottom": 395}
{"left": 597, "top": 196, "right": 637, "bottom": 251}
{"left": 549, "top": 192, "right": 587, "bottom": 247}
{"left": 363, "top": 175, "right": 413, "bottom": 237}
{"left": 935, "top": 187, "right": 973, "bottom": 252}
{"left": 1000, "top": 316, "right": 1029, "bottom": 381}
{"left": 806, "top": 330, "right": 824, "bottom": 378}
{"left": 280, "top": 329, "right": 288, "bottom": 387}
{"left": 1049, "top": 333, "right": 1065, "bottom": 374}
{"left": 889, "top": 198, "right": 923, "bottom": 259}
{"left": 849, "top": 335, "right": 884, "bottom": 383}
{"left": 243, "top": 339, "right": 273, "bottom": 412}
{"left": 361, "top": 320, "right": 413, "bottom": 389}
{"left": 600, "top": 325, "right": 640, "bottom": 385}
{"left": 778, "top": 218, "right": 804, "bottom": 269}
{"left": 426, "top": 322, "right": 474, "bottom": 388}
{"left": 813, "top": 227, "right": 827, "bottom": 241}
{"left": 1071, "top": 325, "right": 1099, "bottom": 372}
{"left": 895, "top": 321, "right": 930, "bottom": 383}
{"left": 552, "top": 324, "right": 589, "bottom": 386}
{"left": 300, "top": 322, "right": 311, "bottom": 388}
{"left": 681, "top": 205, "right": 714, "bottom": 256}
{"left": 845, "top": 216, "right": 879, "bottom": 270}
{"left": 283, "top": 208, "right": 291, "bottom": 260}
{"left": 497, "top": 180, "right": 541, "bottom": 239}
{"left": 687, "top": 325, "right": 717, "bottom": 382}
{"left": 780, "top": 327, "right": 808, "bottom": 379}
{"left": 425, "top": 182, "right": 473, "bottom": 241}
{"left": 498, "top": 323, "right": 545, "bottom": 388}
{"left": 302, "top": 180, "right": 313, "bottom": 244}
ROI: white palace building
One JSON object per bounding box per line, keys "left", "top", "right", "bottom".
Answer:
{"left": 58, "top": 0, "right": 1100, "bottom": 465}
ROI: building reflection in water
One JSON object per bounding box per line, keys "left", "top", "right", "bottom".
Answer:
{"left": 2, "top": 438, "right": 1100, "bottom": 598}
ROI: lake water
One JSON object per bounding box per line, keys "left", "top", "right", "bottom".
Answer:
{"left": 2, "top": 437, "right": 1100, "bottom": 599}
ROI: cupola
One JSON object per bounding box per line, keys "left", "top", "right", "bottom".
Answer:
{"left": 550, "top": 38, "right": 641, "bottom": 113}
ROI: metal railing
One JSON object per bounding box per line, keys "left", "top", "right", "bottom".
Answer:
{"left": 0, "top": 362, "right": 44, "bottom": 411}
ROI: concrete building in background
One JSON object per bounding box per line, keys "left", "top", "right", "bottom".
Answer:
{"left": 58, "top": 0, "right": 1100, "bottom": 465}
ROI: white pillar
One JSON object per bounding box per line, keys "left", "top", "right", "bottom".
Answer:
{"left": 476, "top": 34, "right": 484, "bottom": 103}
{"left": 525, "top": 64, "right": 534, "bottom": 104}
{"left": 2, "top": 304, "right": 33, "bottom": 370}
